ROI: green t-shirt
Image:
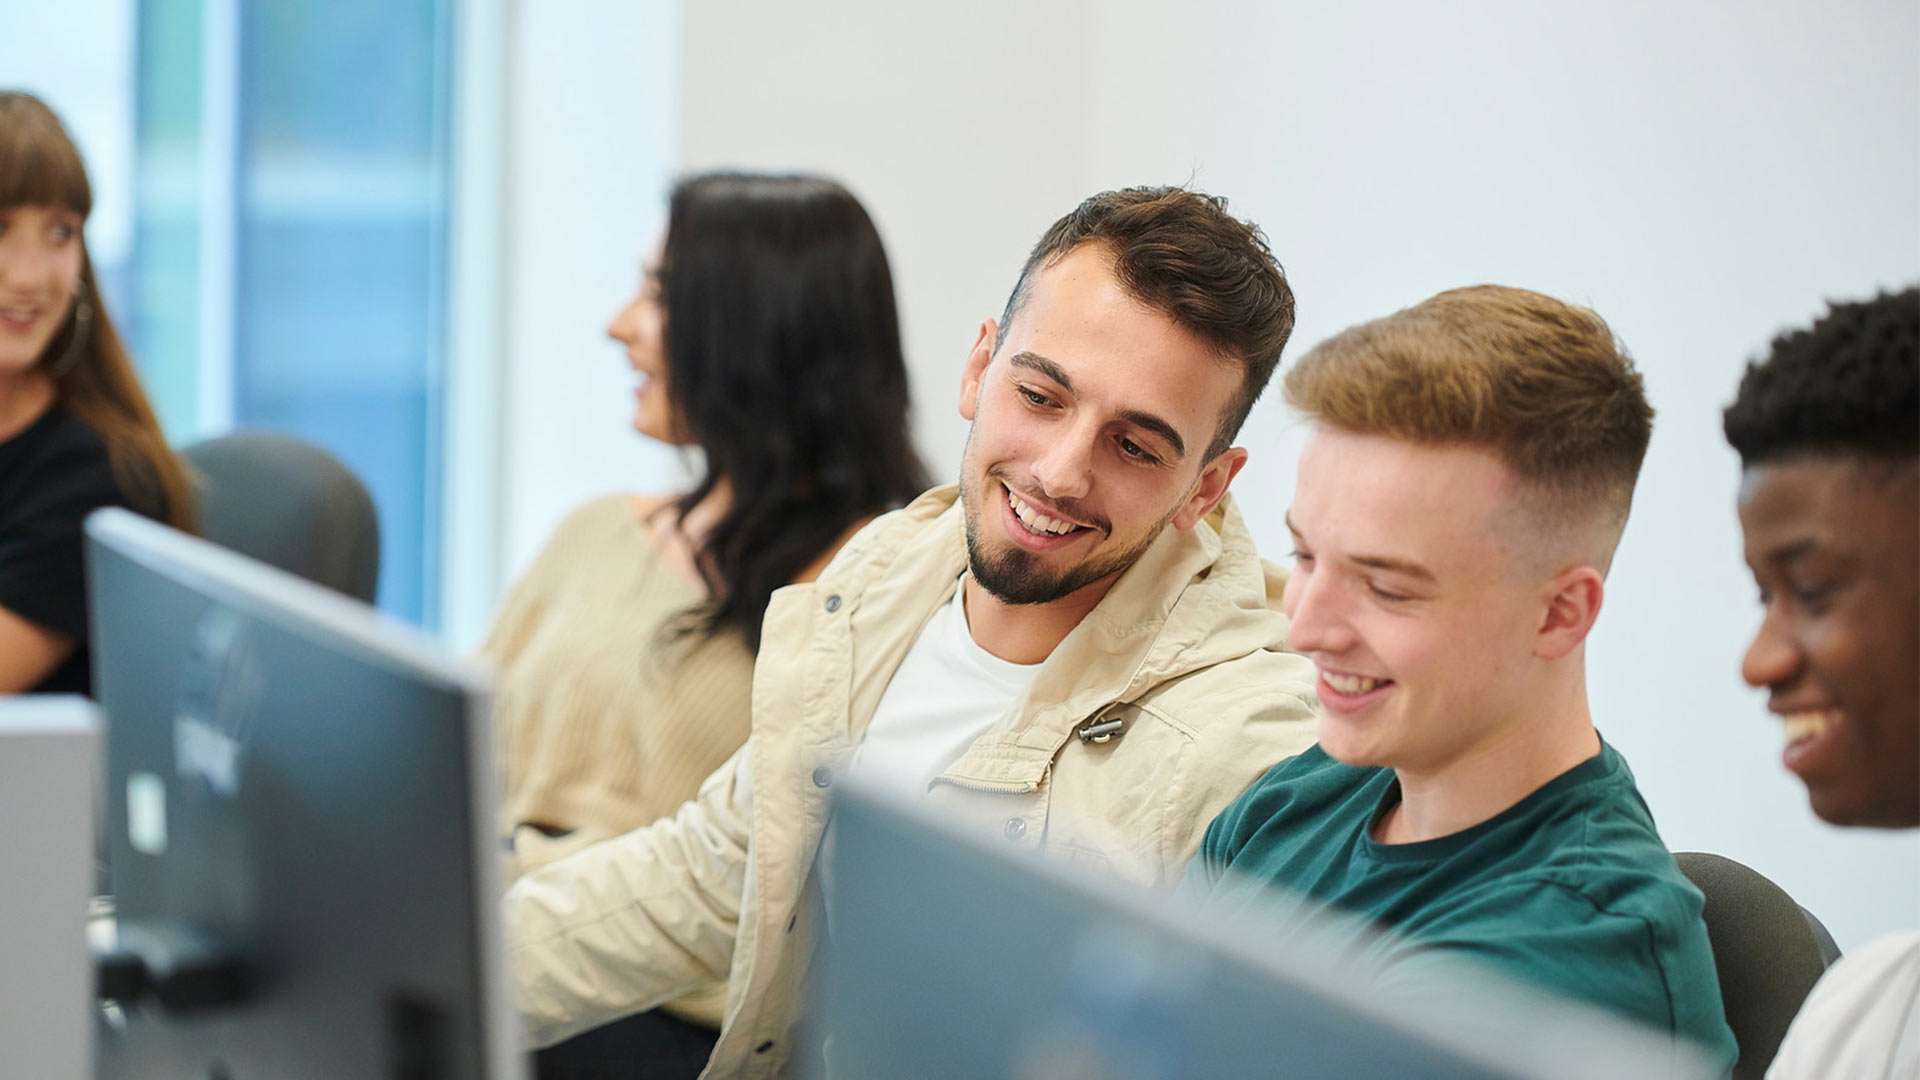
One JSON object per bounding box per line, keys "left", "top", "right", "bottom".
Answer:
{"left": 1183, "top": 742, "right": 1737, "bottom": 1072}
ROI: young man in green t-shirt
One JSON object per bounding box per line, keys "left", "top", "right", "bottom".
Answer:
{"left": 1182, "top": 285, "right": 1737, "bottom": 1070}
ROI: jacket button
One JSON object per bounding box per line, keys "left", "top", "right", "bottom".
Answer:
{"left": 824, "top": 594, "right": 842, "bottom": 613}
{"left": 812, "top": 767, "right": 832, "bottom": 788}
{"left": 755, "top": 1040, "right": 775, "bottom": 1053}
{"left": 1003, "top": 817, "right": 1027, "bottom": 841}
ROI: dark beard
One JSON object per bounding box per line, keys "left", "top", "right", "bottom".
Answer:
{"left": 962, "top": 488, "right": 1162, "bottom": 607}
{"left": 965, "top": 530, "right": 1119, "bottom": 605}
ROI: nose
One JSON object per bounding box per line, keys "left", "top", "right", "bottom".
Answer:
{"left": 1029, "top": 420, "right": 1095, "bottom": 502}
{"left": 605, "top": 294, "right": 640, "bottom": 346}
{"left": 0, "top": 231, "right": 51, "bottom": 289}
{"left": 1739, "top": 605, "right": 1801, "bottom": 690}
{"left": 1279, "top": 563, "right": 1353, "bottom": 656}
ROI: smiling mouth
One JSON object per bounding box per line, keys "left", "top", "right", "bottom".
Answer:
{"left": 1781, "top": 708, "right": 1839, "bottom": 749}
{"left": 1005, "top": 484, "right": 1088, "bottom": 538}
{"left": 1320, "top": 670, "right": 1394, "bottom": 696}
{"left": 0, "top": 303, "right": 45, "bottom": 329}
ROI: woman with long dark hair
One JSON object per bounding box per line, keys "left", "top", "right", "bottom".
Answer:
{"left": 481, "top": 172, "right": 928, "bottom": 1076}
{"left": 0, "top": 91, "right": 196, "bottom": 695}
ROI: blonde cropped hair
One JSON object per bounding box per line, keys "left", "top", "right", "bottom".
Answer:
{"left": 1284, "top": 285, "right": 1652, "bottom": 551}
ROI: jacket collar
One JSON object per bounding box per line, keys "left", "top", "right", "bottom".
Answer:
{"left": 844, "top": 485, "right": 1288, "bottom": 781}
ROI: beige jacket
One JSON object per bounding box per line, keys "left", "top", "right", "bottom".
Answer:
{"left": 505, "top": 486, "right": 1319, "bottom": 1077}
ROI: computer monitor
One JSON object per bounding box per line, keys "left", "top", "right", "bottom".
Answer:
{"left": 0, "top": 696, "right": 99, "bottom": 1080}
{"left": 86, "top": 507, "right": 524, "bottom": 1080}
{"left": 815, "top": 778, "right": 1719, "bottom": 1080}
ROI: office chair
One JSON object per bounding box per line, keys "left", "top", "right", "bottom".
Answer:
{"left": 1674, "top": 851, "right": 1839, "bottom": 1080}
{"left": 180, "top": 432, "right": 380, "bottom": 604}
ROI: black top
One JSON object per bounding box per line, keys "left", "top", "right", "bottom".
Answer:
{"left": 0, "top": 405, "right": 140, "bottom": 695}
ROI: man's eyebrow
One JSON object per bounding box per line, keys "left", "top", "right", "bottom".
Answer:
{"left": 1116, "top": 408, "right": 1185, "bottom": 459}
{"left": 1284, "top": 510, "right": 1432, "bottom": 581}
{"left": 1767, "top": 538, "right": 1818, "bottom": 568}
{"left": 1007, "top": 351, "right": 1186, "bottom": 459}
{"left": 1350, "top": 554, "right": 1436, "bottom": 583}
{"left": 1009, "top": 352, "right": 1072, "bottom": 391}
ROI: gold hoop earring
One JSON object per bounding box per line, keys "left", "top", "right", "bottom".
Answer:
{"left": 45, "top": 287, "right": 93, "bottom": 380}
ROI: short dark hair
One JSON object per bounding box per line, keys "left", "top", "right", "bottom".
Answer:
{"left": 998, "top": 186, "right": 1295, "bottom": 460}
{"left": 1723, "top": 287, "right": 1920, "bottom": 468}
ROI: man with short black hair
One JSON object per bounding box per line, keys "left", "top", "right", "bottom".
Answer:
{"left": 1724, "top": 286, "right": 1919, "bottom": 1078}
{"left": 1184, "top": 285, "right": 1737, "bottom": 1070}
{"left": 507, "top": 187, "right": 1320, "bottom": 1079}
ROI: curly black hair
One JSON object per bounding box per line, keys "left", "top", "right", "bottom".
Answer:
{"left": 1723, "top": 287, "right": 1920, "bottom": 466}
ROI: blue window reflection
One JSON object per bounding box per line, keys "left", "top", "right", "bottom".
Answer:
{"left": 131, "top": 0, "right": 451, "bottom": 624}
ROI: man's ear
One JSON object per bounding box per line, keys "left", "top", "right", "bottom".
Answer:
{"left": 1535, "top": 565, "right": 1604, "bottom": 659}
{"left": 1172, "top": 447, "right": 1249, "bottom": 531}
{"left": 958, "top": 319, "right": 997, "bottom": 422}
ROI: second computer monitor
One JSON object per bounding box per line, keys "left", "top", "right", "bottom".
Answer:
{"left": 816, "top": 778, "right": 1718, "bottom": 1080}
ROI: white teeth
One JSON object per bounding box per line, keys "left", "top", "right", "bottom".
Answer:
{"left": 1322, "top": 671, "right": 1385, "bottom": 695}
{"left": 1006, "top": 488, "right": 1078, "bottom": 536}
{"left": 1782, "top": 710, "right": 1838, "bottom": 746}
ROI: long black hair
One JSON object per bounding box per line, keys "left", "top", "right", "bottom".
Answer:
{"left": 659, "top": 173, "right": 929, "bottom": 651}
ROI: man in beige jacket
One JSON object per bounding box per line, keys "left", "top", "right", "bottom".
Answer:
{"left": 505, "top": 186, "right": 1321, "bottom": 1078}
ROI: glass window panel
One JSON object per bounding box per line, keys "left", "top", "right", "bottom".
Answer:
{"left": 128, "top": 0, "right": 205, "bottom": 443}
{"left": 132, "top": 0, "right": 453, "bottom": 624}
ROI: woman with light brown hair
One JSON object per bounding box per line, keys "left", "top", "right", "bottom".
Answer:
{"left": 0, "top": 90, "right": 196, "bottom": 694}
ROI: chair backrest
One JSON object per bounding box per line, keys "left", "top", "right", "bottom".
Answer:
{"left": 181, "top": 432, "right": 380, "bottom": 604}
{"left": 1674, "top": 850, "right": 1839, "bottom": 1080}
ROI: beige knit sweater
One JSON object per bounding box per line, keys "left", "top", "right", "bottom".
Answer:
{"left": 481, "top": 493, "right": 755, "bottom": 1028}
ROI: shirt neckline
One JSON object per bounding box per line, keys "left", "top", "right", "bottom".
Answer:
{"left": 947, "top": 574, "right": 1043, "bottom": 689}
{"left": 1358, "top": 742, "right": 1619, "bottom": 864}
{"left": 0, "top": 400, "right": 63, "bottom": 450}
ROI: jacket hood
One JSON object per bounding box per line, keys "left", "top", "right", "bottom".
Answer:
{"left": 834, "top": 484, "right": 1296, "bottom": 733}
{"left": 1034, "top": 490, "right": 1293, "bottom": 711}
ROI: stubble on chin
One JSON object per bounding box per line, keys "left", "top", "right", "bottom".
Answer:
{"left": 961, "top": 486, "right": 1162, "bottom": 608}
{"left": 966, "top": 532, "right": 1069, "bottom": 606}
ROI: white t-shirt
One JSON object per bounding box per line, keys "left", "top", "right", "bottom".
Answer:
{"left": 1768, "top": 929, "right": 1920, "bottom": 1079}
{"left": 845, "top": 575, "right": 1041, "bottom": 798}
{"left": 818, "top": 577, "right": 1039, "bottom": 1073}
{"left": 819, "top": 576, "right": 1041, "bottom": 939}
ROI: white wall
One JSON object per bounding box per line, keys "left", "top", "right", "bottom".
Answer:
{"left": 665, "top": 0, "right": 1919, "bottom": 949}
{"left": 681, "top": 0, "right": 1104, "bottom": 484}
{"left": 1201, "top": 0, "right": 1920, "bottom": 954}
{"left": 486, "top": 0, "right": 685, "bottom": 627}
{"left": 0, "top": 0, "right": 137, "bottom": 267}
